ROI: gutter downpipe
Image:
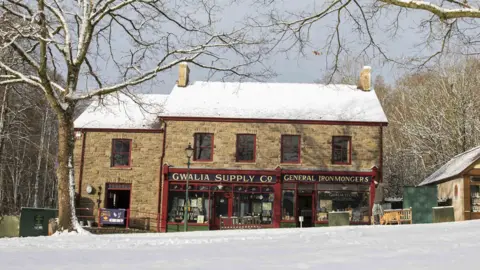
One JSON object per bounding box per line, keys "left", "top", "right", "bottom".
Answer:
{"left": 157, "top": 120, "right": 167, "bottom": 232}
{"left": 77, "top": 130, "right": 87, "bottom": 204}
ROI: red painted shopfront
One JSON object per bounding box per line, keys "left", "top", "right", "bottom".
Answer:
{"left": 160, "top": 166, "right": 378, "bottom": 232}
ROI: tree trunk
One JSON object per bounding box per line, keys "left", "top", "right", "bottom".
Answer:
{"left": 56, "top": 108, "right": 78, "bottom": 231}
{"left": 0, "top": 86, "right": 8, "bottom": 207}
{"left": 42, "top": 120, "right": 52, "bottom": 208}
{"left": 33, "top": 110, "right": 48, "bottom": 208}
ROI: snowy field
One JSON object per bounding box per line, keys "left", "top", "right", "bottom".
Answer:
{"left": 1, "top": 221, "right": 480, "bottom": 270}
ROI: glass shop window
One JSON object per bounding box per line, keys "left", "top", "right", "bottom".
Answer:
{"left": 282, "top": 190, "right": 295, "bottom": 221}
{"left": 167, "top": 191, "right": 210, "bottom": 224}
{"left": 471, "top": 177, "right": 480, "bottom": 213}
{"left": 233, "top": 187, "right": 274, "bottom": 225}
{"left": 316, "top": 191, "right": 370, "bottom": 222}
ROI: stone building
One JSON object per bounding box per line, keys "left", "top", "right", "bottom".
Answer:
{"left": 74, "top": 64, "right": 388, "bottom": 232}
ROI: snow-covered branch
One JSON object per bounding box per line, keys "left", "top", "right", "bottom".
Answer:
{"left": 68, "top": 55, "right": 198, "bottom": 101}
{"left": 379, "top": 0, "right": 480, "bottom": 19}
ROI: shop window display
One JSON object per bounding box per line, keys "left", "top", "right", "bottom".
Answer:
{"left": 317, "top": 191, "right": 370, "bottom": 222}
{"left": 168, "top": 191, "right": 210, "bottom": 224}
{"left": 471, "top": 178, "right": 480, "bottom": 212}
{"left": 233, "top": 190, "right": 274, "bottom": 224}
{"left": 282, "top": 190, "right": 295, "bottom": 221}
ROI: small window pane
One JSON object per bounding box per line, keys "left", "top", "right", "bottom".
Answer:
{"left": 114, "top": 140, "right": 130, "bottom": 153}
{"left": 282, "top": 190, "right": 295, "bottom": 221}
{"left": 471, "top": 185, "right": 480, "bottom": 213}
{"left": 332, "top": 137, "right": 350, "bottom": 164}
{"left": 282, "top": 135, "right": 300, "bottom": 162}
{"left": 194, "top": 134, "right": 213, "bottom": 161}
{"left": 111, "top": 139, "right": 131, "bottom": 167}
{"left": 236, "top": 134, "right": 255, "bottom": 162}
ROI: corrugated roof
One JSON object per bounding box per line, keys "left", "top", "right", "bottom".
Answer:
{"left": 162, "top": 81, "right": 388, "bottom": 123}
{"left": 419, "top": 146, "right": 480, "bottom": 186}
{"left": 74, "top": 93, "right": 168, "bottom": 129}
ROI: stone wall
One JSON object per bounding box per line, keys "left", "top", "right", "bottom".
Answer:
{"left": 74, "top": 131, "right": 163, "bottom": 230}
{"left": 74, "top": 121, "right": 382, "bottom": 231}
{"left": 163, "top": 121, "right": 381, "bottom": 170}
{"left": 162, "top": 120, "right": 382, "bottom": 220}
{"left": 437, "top": 178, "right": 464, "bottom": 221}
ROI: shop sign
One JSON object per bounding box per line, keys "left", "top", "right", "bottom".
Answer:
{"left": 100, "top": 208, "right": 126, "bottom": 225}
{"left": 168, "top": 173, "right": 276, "bottom": 183}
{"left": 283, "top": 174, "right": 371, "bottom": 184}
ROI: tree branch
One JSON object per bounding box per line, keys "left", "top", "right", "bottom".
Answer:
{"left": 379, "top": 0, "right": 480, "bottom": 19}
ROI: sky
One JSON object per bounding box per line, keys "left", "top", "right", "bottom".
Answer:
{"left": 76, "top": 1, "right": 438, "bottom": 95}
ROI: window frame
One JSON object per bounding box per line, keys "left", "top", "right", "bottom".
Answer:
{"left": 111, "top": 139, "right": 132, "bottom": 168}
{"left": 193, "top": 133, "right": 214, "bottom": 161}
{"left": 331, "top": 136, "right": 352, "bottom": 165}
{"left": 281, "top": 135, "right": 301, "bottom": 164}
{"left": 235, "top": 134, "right": 256, "bottom": 162}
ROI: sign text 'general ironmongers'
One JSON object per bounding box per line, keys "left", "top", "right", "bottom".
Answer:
{"left": 283, "top": 174, "right": 371, "bottom": 184}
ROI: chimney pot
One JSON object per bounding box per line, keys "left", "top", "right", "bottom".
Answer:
{"left": 357, "top": 66, "right": 371, "bottom": 91}
{"left": 177, "top": 62, "right": 190, "bottom": 87}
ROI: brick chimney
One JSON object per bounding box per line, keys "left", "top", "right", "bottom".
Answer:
{"left": 177, "top": 62, "right": 190, "bottom": 87}
{"left": 357, "top": 66, "right": 371, "bottom": 91}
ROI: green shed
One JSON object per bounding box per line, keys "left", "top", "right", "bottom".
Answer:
{"left": 19, "top": 207, "right": 58, "bottom": 237}
{"left": 403, "top": 186, "right": 437, "bottom": 224}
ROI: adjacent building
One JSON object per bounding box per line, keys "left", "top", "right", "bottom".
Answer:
{"left": 419, "top": 146, "right": 480, "bottom": 221}
{"left": 74, "top": 64, "right": 388, "bottom": 232}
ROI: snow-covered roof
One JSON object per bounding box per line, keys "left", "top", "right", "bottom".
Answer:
{"left": 74, "top": 93, "right": 168, "bottom": 129}
{"left": 74, "top": 80, "right": 388, "bottom": 129}
{"left": 419, "top": 146, "right": 480, "bottom": 186}
{"left": 161, "top": 81, "right": 388, "bottom": 123}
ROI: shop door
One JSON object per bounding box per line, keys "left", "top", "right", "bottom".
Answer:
{"left": 211, "top": 192, "right": 232, "bottom": 230}
{"left": 297, "top": 195, "right": 313, "bottom": 227}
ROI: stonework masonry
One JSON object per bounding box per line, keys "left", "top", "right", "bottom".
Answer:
{"left": 163, "top": 120, "right": 381, "bottom": 170}
{"left": 74, "top": 131, "right": 163, "bottom": 230}
{"left": 74, "top": 120, "right": 382, "bottom": 231}
{"left": 161, "top": 120, "right": 383, "bottom": 221}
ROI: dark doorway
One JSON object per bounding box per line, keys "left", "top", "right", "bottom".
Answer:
{"left": 211, "top": 192, "right": 231, "bottom": 230}
{"left": 297, "top": 195, "right": 313, "bottom": 227}
{"left": 105, "top": 189, "right": 131, "bottom": 209}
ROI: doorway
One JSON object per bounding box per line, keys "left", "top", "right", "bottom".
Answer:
{"left": 297, "top": 195, "right": 313, "bottom": 227}
{"left": 211, "top": 192, "right": 232, "bottom": 230}
{"left": 105, "top": 189, "right": 131, "bottom": 209}
{"left": 104, "top": 184, "right": 131, "bottom": 227}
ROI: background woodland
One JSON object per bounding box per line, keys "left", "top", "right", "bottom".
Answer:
{"left": 1, "top": 57, "right": 480, "bottom": 214}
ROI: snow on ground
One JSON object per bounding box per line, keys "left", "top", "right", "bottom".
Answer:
{"left": 1, "top": 221, "right": 479, "bottom": 270}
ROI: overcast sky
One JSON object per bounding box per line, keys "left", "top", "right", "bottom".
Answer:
{"left": 88, "top": 1, "right": 433, "bottom": 94}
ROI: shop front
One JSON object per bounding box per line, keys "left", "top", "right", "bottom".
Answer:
{"left": 161, "top": 167, "right": 281, "bottom": 232}
{"left": 161, "top": 166, "right": 378, "bottom": 231}
{"left": 280, "top": 170, "right": 376, "bottom": 228}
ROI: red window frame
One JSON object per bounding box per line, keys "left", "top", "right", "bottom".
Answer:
{"left": 236, "top": 134, "right": 256, "bottom": 162}
{"left": 111, "top": 139, "right": 132, "bottom": 168}
{"left": 281, "top": 135, "right": 301, "bottom": 164}
{"left": 332, "top": 136, "right": 352, "bottom": 165}
{"left": 193, "top": 133, "right": 214, "bottom": 161}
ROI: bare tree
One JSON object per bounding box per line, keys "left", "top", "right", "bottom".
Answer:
{"left": 0, "top": 1, "right": 270, "bottom": 231}
{"left": 259, "top": 1, "right": 480, "bottom": 80}
{"left": 379, "top": 57, "right": 480, "bottom": 195}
